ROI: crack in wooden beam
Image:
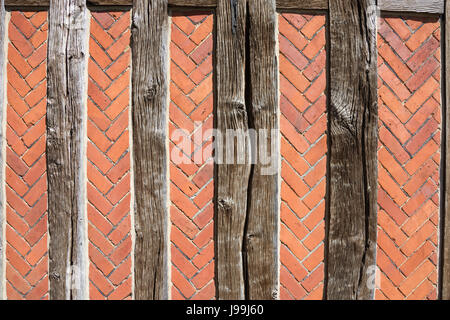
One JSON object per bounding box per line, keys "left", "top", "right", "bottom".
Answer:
{"left": 326, "top": 0, "right": 379, "bottom": 300}
{"left": 131, "top": 0, "right": 170, "bottom": 300}
{"left": 47, "top": 0, "right": 89, "bottom": 300}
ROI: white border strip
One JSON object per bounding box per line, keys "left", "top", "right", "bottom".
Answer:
{"left": 0, "top": 4, "right": 8, "bottom": 302}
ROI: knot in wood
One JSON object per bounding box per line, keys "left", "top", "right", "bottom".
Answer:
{"left": 271, "top": 289, "right": 279, "bottom": 300}
{"left": 218, "top": 198, "right": 233, "bottom": 212}
{"left": 253, "top": 104, "right": 262, "bottom": 113}
{"left": 231, "top": 101, "right": 246, "bottom": 116}
{"left": 144, "top": 84, "right": 157, "bottom": 101}
{"left": 50, "top": 271, "right": 60, "bottom": 280}
{"left": 48, "top": 159, "right": 61, "bottom": 169}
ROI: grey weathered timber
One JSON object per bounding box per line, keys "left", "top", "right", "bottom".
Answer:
{"left": 5, "top": 0, "right": 46, "bottom": 5}
{"left": 276, "top": 0, "right": 327, "bottom": 10}
{"left": 47, "top": 0, "right": 88, "bottom": 300}
{"left": 326, "top": 0, "right": 378, "bottom": 300}
{"left": 131, "top": 0, "right": 169, "bottom": 300}
{"left": 4, "top": 0, "right": 216, "bottom": 7}
{"left": 442, "top": 0, "right": 450, "bottom": 300}
{"left": 0, "top": 0, "right": 5, "bottom": 301}
{"left": 215, "top": 0, "right": 250, "bottom": 300}
{"left": 3, "top": 0, "right": 446, "bottom": 13}
{"left": 246, "top": 0, "right": 279, "bottom": 300}
{"left": 89, "top": 0, "right": 216, "bottom": 6}
{"left": 168, "top": 0, "right": 216, "bottom": 6}
{"left": 378, "top": 0, "right": 444, "bottom": 14}
{"left": 277, "top": 0, "right": 445, "bottom": 12}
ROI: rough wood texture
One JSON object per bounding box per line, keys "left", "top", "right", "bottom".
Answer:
{"left": 246, "top": 0, "right": 279, "bottom": 300}
{"left": 3, "top": 0, "right": 446, "bottom": 13}
{"left": 215, "top": 0, "right": 250, "bottom": 300}
{"left": 277, "top": 0, "right": 445, "bottom": 12}
{"left": 276, "top": 0, "right": 327, "bottom": 10}
{"left": 5, "top": 0, "right": 46, "bottom": 5}
{"left": 47, "top": 0, "right": 89, "bottom": 300}
{"left": 168, "top": 0, "right": 216, "bottom": 6}
{"left": 379, "top": 0, "right": 444, "bottom": 14}
{"left": 326, "top": 0, "right": 378, "bottom": 300}
{"left": 442, "top": 0, "right": 450, "bottom": 300}
{"left": 4, "top": 0, "right": 215, "bottom": 6}
{"left": 131, "top": 0, "right": 169, "bottom": 300}
{"left": 0, "top": 0, "right": 5, "bottom": 301}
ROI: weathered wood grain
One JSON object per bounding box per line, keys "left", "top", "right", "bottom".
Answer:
{"left": 47, "top": 0, "right": 89, "bottom": 300}
{"left": 168, "top": 0, "right": 216, "bottom": 6}
{"left": 131, "top": 0, "right": 169, "bottom": 300}
{"left": 277, "top": 0, "right": 445, "bottom": 12}
{"left": 276, "top": 0, "right": 327, "bottom": 10}
{"left": 5, "top": 0, "right": 46, "bottom": 5}
{"left": 0, "top": 0, "right": 5, "bottom": 301}
{"left": 4, "top": 0, "right": 216, "bottom": 6}
{"left": 245, "top": 0, "right": 279, "bottom": 300}
{"left": 441, "top": 0, "right": 450, "bottom": 300}
{"left": 326, "top": 0, "right": 378, "bottom": 300}
{"left": 3, "top": 0, "right": 446, "bottom": 13}
{"left": 379, "top": 0, "right": 444, "bottom": 14}
{"left": 215, "top": 0, "right": 250, "bottom": 300}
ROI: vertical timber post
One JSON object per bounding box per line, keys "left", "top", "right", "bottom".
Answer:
{"left": 131, "top": 0, "right": 170, "bottom": 300}
{"left": 47, "top": 0, "right": 89, "bottom": 299}
{"left": 442, "top": 0, "right": 450, "bottom": 300}
{"left": 0, "top": 0, "right": 5, "bottom": 300}
{"left": 215, "top": 0, "right": 250, "bottom": 300}
{"left": 246, "top": 0, "right": 279, "bottom": 300}
{"left": 326, "top": 0, "right": 378, "bottom": 299}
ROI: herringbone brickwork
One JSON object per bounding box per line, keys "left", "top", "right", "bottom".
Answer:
{"left": 2, "top": 9, "right": 443, "bottom": 302}
{"left": 376, "top": 17, "right": 441, "bottom": 300}
{"left": 87, "top": 11, "right": 132, "bottom": 300}
{"left": 5, "top": 11, "right": 48, "bottom": 300}
{"left": 278, "top": 13, "right": 326, "bottom": 300}
{"left": 169, "top": 12, "right": 215, "bottom": 300}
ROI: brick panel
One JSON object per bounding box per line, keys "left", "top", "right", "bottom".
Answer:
{"left": 5, "top": 11, "right": 48, "bottom": 300}
{"left": 169, "top": 12, "right": 214, "bottom": 300}
{"left": 376, "top": 17, "right": 441, "bottom": 300}
{"left": 278, "top": 13, "right": 327, "bottom": 300}
{"left": 87, "top": 11, "right": 132, "bottom": 300}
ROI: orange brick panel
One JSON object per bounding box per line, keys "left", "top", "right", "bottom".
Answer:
{"left": 169, "top": 12, "right": 215, "bottom": 300}
{"left": 376, "top": 17, "right": 441, "bottom": 300}
{"left": 87, "top": 11, "right": 132, "bottom": 300}
{"left": 278, "top": 13, "right": 326, "bottom": 300}
{"left": 5, "top": 11, "right": 48, "bottom": 300}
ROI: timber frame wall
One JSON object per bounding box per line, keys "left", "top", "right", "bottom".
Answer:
{"left": 0, "top": 0, "right": 450, "bottom": 300}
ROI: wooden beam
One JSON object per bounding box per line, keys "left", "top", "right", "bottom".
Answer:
{"left": 89, "top": 0, "right": 217, "bottom": 6}
{"left": 378, "top": 0, "right": 444, "bottom": 14}
{"left": 131, "top": 0, "right": 170, "bottom": 300}
{"left": 215, "top": 0, "right": 250, "bottom": 300}
{"left": 276, "top": 0, "right": 327, "bottom": 10}
{"left": 277, "top": 0, "right": 446, "bottom": 13}
{"left": 5, "top": 0, "right": 46, "bottom": 6}
{"left": 167, "top": 0, "right": 216, "bottom": 6}
{"left": 326, "top": 0, "right": 378, "bottom": 299}
{"left": 47, "top": 0, "right": 89, "bottom": 300}
{"left": 441, "top": 0, "right": 450, "bottom": 300}
{"left": 4, "top": 0, "right": 216, "bottom": 7}
{"left": 0, "top": 0, "right": 5, "bottom": 301}
{"left": 245, "top": 0, "right": 279, "bottom": 300}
